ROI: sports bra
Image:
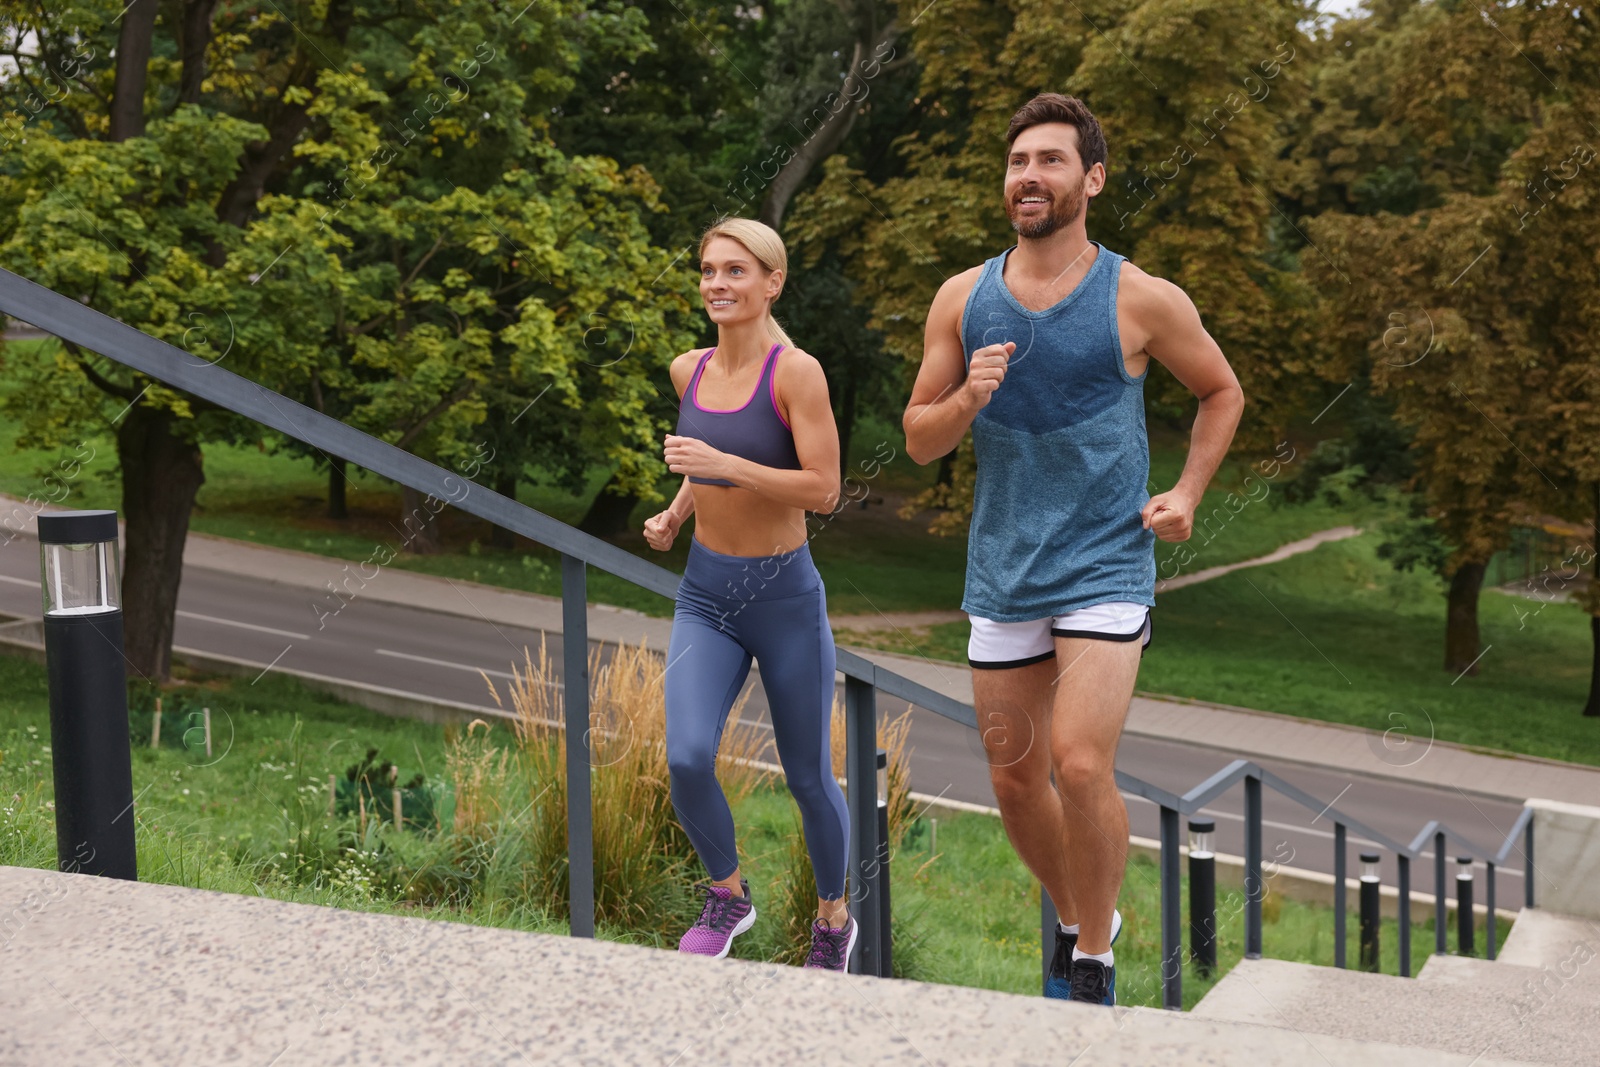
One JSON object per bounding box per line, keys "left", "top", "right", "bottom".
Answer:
{"left": 673, "top": 342, "right": 802, "bottom": 486}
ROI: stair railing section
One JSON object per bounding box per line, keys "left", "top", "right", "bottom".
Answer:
{"left": 1102, "top": 756, "right": 1537, "bottom": 1009}
{"left": 0, "top": 268, "right": 1539, "bottom": 1002}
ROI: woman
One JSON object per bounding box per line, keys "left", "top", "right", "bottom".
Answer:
{"left": 641, "top": 216, "right": 854, "bottom": 970}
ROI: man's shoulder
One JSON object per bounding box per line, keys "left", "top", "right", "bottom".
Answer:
{"left": 1115, "top": 259, "right": 1189, "bottom": 321}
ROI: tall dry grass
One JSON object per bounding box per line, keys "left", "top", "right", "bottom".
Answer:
{"left": 479, "top": 634, "right": 771, "bottom": 939}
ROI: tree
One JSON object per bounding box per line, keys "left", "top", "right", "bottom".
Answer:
{"left": 0, "top": 0, "right": 697, "bottom": 678}
{"left": 789, "top": 0, "right": 1317, "bottom": 533}
{"left": 1302, "top": 0, "right": 1600, "bottom": 681}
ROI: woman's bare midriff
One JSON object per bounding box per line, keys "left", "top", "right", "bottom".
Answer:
{"left": 691, "top": 484, "right": 810, "bottom": 557}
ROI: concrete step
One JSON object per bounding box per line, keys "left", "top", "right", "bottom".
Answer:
{"left": 0, "top": 864, "right": 1540, "bottom": 1067}
{"left": 1497, "top": 909, "right": 1600, "bottom": 980}
{"left": 1191, "top": 956, "right": 1597, "bottom": 1065}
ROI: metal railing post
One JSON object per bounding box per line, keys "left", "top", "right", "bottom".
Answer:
{"left": 845, "top": 674, "right": 882, "bottom": 976}
{"left": 1334, "top": 823, "right": 1347, "bottom": 969}
{"left": 1398, "top": 854, "right": 1412, "bottom": 976}
{"left": 561, "top": 553, "right": 594, "bottom": 938}
{"left": 1041, "top": 888, "right": 1058, "bottom": 994}
{"left": 1524, "top": 818, "right": 1535, "bottom": 908}
{"left": 1434, "top": 830, "right": 1447, "bottom": 956}
{"left": 1160, "top": 805, "right": 1182, "bottom": 1009}
{"left": 1244, "top": 775, "right": 1263, "bottom": 959}
{"left": 1486, "top": 861, "right": 1498, "bottom": 960}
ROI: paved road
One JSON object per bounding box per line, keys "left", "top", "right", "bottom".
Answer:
{"left": 0, "top": 540, "right": 1529, "bottom": 906}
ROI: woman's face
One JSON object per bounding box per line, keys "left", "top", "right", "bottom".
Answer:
{"left": 700, "top": 236, "right": 780, "bottom": 325}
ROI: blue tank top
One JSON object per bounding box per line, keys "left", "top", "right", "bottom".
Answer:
{"left": 959, "top": 241, "right": 1156, "bottom": 620}
{"left": 674, "top": 342, "right": 802, "bottom": 486}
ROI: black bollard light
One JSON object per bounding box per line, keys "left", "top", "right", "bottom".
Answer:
{"left": 39, "top": 510, "right": 136, "bottom": 880}
{"left": 876, "top": 747, "right": 892, "bottom": 976}
{"left": 1358, "top": 852, "right": 1381, "bottom": 971}
{"left": 1456, "top": 857, "right": 1475, "bottom": 957}
{"left": 1188, "top": 818, "right": 1217, "bottom": 976}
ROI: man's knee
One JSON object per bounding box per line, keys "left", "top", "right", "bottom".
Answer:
{"left": 989, "top": 760, "right": 1049, "bottom": 809}
{"left": 1053, "top": 747, "right": 1115, "bottom": 794}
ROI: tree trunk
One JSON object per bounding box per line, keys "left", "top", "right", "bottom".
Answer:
{"left": 399, "top": 485, "right": 441, "bottom": 554}
{"left": 1444, "top": 560, "right": 1487, "bottom": 675}
{"left": 118, "top": 405, "right": 206, "bottom": 683}
{"left": 578, "top": 472, "right": 640, "bottom": 539}
{"left": 490, "top": 470, "right": 517, "bottom": 550}
{"left": 328, "top": 458, "right": 348, "bottom": 520}
{"left": 110, "top": 0, "right": 159, "bottom": 141}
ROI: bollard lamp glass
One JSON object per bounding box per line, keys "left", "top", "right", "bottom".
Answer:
{"left": 875, "top": 748, "right": 887, "bottom": 806}
{"left": 1360, "top": 852, "right": 1381, "bottom": 882}
{"left": 38, "top": 511, "right": 120, "bottom": 616}
{"left": 1188, "top": 818, "right": 1214, "bottom": 858}
{"left": 1456, "top": 856, "right": 1474, "bottom": 881}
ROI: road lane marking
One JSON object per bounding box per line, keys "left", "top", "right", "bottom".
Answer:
{"left": 176, "top": 610, "right": 310, "bottom": 640}
{"left": 375, "top": 648, "right": 522, "bottom": 680}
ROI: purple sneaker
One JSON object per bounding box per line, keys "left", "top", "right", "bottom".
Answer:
{"left": 803, "top": 915, "right": 858, "bottom": 972}
{"left": 678, "top": 880, "right": 755, "bottom": 958}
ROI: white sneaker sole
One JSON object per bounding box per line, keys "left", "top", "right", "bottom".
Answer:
{"left": 710, "top": 905, "right": 758, "bottom": 960}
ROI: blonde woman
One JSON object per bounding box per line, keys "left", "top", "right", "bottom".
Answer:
{"left": 642, "top": 216, "right": 854, "bottom": 970}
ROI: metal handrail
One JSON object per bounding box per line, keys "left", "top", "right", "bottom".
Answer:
{"left": 0, "top": 267, "right": 1538, "bottom": 1007}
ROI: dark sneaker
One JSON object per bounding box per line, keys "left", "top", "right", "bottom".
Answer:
{"left": 678, "top": 879, "right": 755, "bottom": 958}
{"left": 1069, "top": 956, "right": 1116, "bottom": 1006}
{"left": 1046, "top": 908, "right": 1122, "bottom": 1000}
{"left": 802, "top": 915, "right": 858, "bottom": 972}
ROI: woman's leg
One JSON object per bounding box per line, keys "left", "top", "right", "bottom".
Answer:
{"left": 745, "top": 580, "right": 850, "bottom": 917}
{"left": 664, "top": 601, "right": 754, "bottom": 887}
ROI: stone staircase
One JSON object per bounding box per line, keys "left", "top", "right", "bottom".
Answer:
{"left": 1192, "top": 910, "right": 1600, "bottom": 1065}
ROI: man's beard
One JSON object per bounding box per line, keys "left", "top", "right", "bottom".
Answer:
{"left": 1008, "top": 176, "right": 1086, "bottom": 238}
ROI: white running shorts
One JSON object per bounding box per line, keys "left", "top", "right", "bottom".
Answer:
{"left": 966, "top": 600, "right": 1152, "bottom": 670}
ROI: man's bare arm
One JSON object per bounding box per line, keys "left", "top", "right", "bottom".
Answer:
{"left": 1136, "top": 279, "right": 1244, "bottom": 539}
{"left": 904, "top": 270, "right": 999, "bottom": 465}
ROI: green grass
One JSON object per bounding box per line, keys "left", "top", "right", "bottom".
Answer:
{"left": 844, "top": 531, "right": 1600, "bottom": 766}
{"left": 1, "top": 651, "right": 1497, "bottom": 1007}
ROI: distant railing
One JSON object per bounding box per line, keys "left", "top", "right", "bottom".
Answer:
{"left": 0, "top": 267, "right": 1537, "bottom": 1007}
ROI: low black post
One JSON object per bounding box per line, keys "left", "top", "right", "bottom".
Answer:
{"left": 1358, "top": 852, "right": 1381, "bottom": 972}
{"left": 1524, "top": 817, "right": 1535, "bottom": 908}
{"left": 1188, "top": 818, "right": 1217, "bottom": 977}
{"left": 876, "top": 747, "right": 892, "bottom": 976}
{"left": 1456, "top": 857, "right": 1475, "bottom": 957}
{"left": 39, "top": 510, "right": 136, "bottom": 880}
{"left": 1041, "top": 888, "right": 1058, "bottom": 994}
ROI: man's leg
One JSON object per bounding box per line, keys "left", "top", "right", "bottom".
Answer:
{"left": 971, "top": 654, "right": 1078, "bottom": 925}
{"left": 1048, "top": 632, "right": 1143, "bottom": 954}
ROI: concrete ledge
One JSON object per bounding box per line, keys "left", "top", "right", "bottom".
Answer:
{"left": 0, "top": 865, "right": 1539, "bottom": 1065}
{"left": 1525, "top": 798, "right": 1600, "bottom": 921}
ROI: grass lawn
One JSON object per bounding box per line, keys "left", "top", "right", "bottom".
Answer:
{"left": 0, "top": 652, "right": 1476, "bottom": 1007}
{"left": 842, "top": 531, "right": 1600, "bottom": 767}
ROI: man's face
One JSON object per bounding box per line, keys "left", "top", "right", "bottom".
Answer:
{"left": 1004, "top": 123, "right": 1101, "bottom": 238}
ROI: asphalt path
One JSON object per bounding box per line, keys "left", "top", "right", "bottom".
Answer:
{"left": 0, "top": 542, "right": 1528, "bottom": 907}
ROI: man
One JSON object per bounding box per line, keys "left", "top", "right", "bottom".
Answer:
{"left": 902, "top": 92, "right": 1243, "bottom": 1006}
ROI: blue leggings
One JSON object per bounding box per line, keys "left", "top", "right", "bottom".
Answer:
{"left": 664, "top": 535, "right": 849, "bottom": 900}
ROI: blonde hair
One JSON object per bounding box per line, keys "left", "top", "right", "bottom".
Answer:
{"left": 698, "top": 216, "right": 794, "bottom": 348}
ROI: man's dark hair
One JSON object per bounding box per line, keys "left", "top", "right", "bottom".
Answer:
{"left": 1006, "top": 93, "right": 1107, "bottom": 172}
